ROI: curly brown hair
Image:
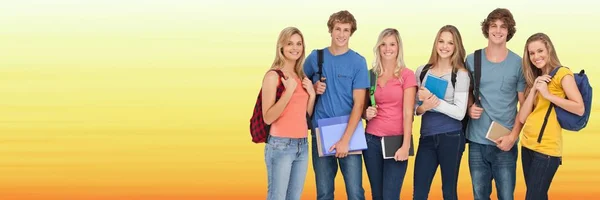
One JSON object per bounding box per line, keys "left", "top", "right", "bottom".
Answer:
{"left": 327, "top": 10, "right": 357, "bottom": 35}
{"left": 481, "top": 8, "right": 516, "bottom": 42}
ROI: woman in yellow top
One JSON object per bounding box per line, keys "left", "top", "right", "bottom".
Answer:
{"left": 518, "top": 33, "right": 585, "bottom": 200}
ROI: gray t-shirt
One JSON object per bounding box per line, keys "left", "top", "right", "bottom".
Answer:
{"left": 465, "top": 48, "right": 525, "bottom": 145}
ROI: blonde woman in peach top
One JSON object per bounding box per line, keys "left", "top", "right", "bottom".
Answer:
{"left": 261, "top": 27, "right": 315, "bottom": 200}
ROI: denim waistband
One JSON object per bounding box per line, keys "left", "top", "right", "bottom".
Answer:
{"left": 268, "top": 135, "right": 308, "bottom": 144}
{"left": 365, "top": 133, "right": 381, "bottom": 140}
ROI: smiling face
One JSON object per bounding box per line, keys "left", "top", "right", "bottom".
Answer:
{"left": 282, "top": 33, "right": 303, "bottom": 62}
{"left": 527, "top": 40, "right": 548, "bottom": 69}
{"left": 488, "top": 19, "right": 508, "bottom": 45}
{"left": 330, "top": 22, "right": 352, "bottom": 48}
{"left": 436, "top": 31, "right": 455, "bottom": 60}
{"left": 379, "top": 35, "right": 398, "bottom": 61}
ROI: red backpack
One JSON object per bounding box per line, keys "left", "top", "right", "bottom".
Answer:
{"left": 250, "top": 70, "right": 285, "bottom": 143}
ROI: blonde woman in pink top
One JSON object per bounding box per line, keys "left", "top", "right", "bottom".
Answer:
{"left": 261, "top": 27, "right": 316, "bottom": 200}
{"left": 362, "top": 28, "right": 417, "bottom": 200}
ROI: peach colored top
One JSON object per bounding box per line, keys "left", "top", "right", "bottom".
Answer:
{"left": 270, "top": 77, "right": 309, "bottom": 138}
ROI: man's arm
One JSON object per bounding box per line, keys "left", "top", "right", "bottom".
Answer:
{"left": 496, "top": 64, "right": 528, "bottom": 151}
{"left": 330, "top": 57, "right": 369, "bottom": 158}
{"left": 330, "top": 89, "right": 366, "bottom": 158}
{"left": 496, "top": 92, "right": 525, "bottom": 151}
{"left": 342, "top": 89, "right": 366, "bottom": 142}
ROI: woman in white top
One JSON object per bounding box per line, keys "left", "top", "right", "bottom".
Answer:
{"left": 412, "top": 25, "right": 470, "bottom": 200}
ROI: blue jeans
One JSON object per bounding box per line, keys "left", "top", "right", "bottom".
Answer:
{"left": 311, "top": 134, "right": 365, "bottom": 200}
{"left": 363, "top": 133, "right": 408, "bottom": 200}
{"left": 468, "top": 142, "right": 517, "bottom": 200}
{"left": 413, "top": 130, "right": 465, "bottom": 200}
{"left": 265, "top": 136, "right": 309, "bottom": 200}
{"left": 521, "top": 147, "right": 560, "bottom": 200}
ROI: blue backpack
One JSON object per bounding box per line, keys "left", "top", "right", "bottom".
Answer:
{"left": 538, "top": 67, "right": 592, "bottom": 142}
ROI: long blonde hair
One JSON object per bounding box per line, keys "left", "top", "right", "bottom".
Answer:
{"left": 427, "top": 25, "right": 466, "bottom": 73}
{"left": 522, "top": 33, "right": 562, "bottom": 96}
{"left": 372, "top": 28, "right": 406, "bottom": 79}
{"left": 270, "top": 27, "right": 306, "bottom": 77}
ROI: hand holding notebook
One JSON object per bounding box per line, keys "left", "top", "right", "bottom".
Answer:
{"left": 381, "top": 135, "right": 415, "bottom": 159}
{"left": 316, "top": 115, "right": 367, "bottom": 157}
{"left": 315, "top": 128, "right": 362, "bottom": 157}
{"left": 485, "top": 121, "right": 511, "bottom": 143}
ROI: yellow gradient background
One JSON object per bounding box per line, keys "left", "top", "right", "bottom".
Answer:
{"left": 1, "top": 0, "right": 599, "bottom": 199}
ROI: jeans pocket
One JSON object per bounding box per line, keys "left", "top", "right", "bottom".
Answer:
{"left": 443, "top": 131, "right": 461, "bottom": 137}
{"left": 267, "top": 139, "right": 289, "bottom": 151}
{"left": 366, "top": 133, "right": 379, "bottom": 144}
{"left": 532, "top": 151, "right": 552, "bottom": 160}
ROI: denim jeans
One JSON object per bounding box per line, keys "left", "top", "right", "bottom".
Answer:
{"left": 521, "top": 146, "right": 560, "bottom": 200}
{"left": 265, "top": 136, "right": 309, "bottom": 200}
{"left": 311, "top": 134, "right": 365, "bottom": 200}
{"left": 362, "top": 133, "right": 408, "bottom": 200}
{"left": 468, "top": 142, "right": 518, "bottom": 200}
{"left": 413, "top": 130, "right": 465, "bottom": 200}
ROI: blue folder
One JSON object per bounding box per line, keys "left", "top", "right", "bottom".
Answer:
{"left": 424, "top": 74, "right": 448, "bottom": 99}
{"left": 317, "top": 115, "right": 368, "bottom": 156}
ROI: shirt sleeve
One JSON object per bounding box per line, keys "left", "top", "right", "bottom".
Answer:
{"left": 432, "top": 70, "right": 470, "bottom": 120}
{"left": 303, "top": 50, "right": 316, "bottom": 83}
{"left": 465, "top": 55, "right": 475, "bottom": 88}
{"left": 517, "top": 63, "right": 526, "bottom": 92}
{"left": 402, "top": 68, "right": 418, "bottom": 89}
{"left": 552, "top": 67, "right": 574, "bottom": 89}
{"left": 353, "top": 57, "right": 370, "bottom": 89}
{"left": 413, "top": 65, "right": 425, "bottom": 116}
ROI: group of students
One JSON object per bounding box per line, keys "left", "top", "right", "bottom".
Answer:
{"left": 259, "top": 8, "right": 585, "bottom": 200}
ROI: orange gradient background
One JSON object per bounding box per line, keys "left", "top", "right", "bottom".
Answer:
{"left": 1, "top": 0, "right": 599, "bottom": 199}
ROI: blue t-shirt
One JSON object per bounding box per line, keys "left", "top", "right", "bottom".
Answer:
{"left": 303, "top": 47, "right": 370, "bottom": 128}
{"left": 465, "top": 48, "right": 526, "bottom": 146}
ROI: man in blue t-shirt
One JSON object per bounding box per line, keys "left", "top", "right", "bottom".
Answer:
{"left": 465, "top": 8, "right": 526, "bottom": 200}
{"left": 304, "top": 10, "right": 369, "bottom": 200}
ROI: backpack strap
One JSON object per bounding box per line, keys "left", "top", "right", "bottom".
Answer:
{"left": 272, "top": 69, "right": 286, "bottom": 100}
{"left": 420, "top": 63, "right": 458, "bottom": 89}
{"left": 537, "top": 66, "right": 562, "bottom": 143}
{"left": 419, "top": 64, "right": 433, "bottom": 85}
{"left": 309, "top": 49, "right": 325, "bottom": 131}
{"left": 451, "top": 70, "right": 457, "bottom": 88}
{"left": 473, "top": 49, "right": 482, "bottom": 106}
{"left": 549, "top": 66, "right": 562, "bottom": 77}
{"left": 538, "top": 104, "right": 554, "bottom": 143}
{"left": 369, "top": 69, "right": 377, "bottom": 106}
{"left": 264, "top": 69, "right": 286, "bottom": 143}
{"left": 273, "top": 70, "right": 284, "bottom": 78}
{"left": 317, "top": 49, "right": 324, "bottom": 80}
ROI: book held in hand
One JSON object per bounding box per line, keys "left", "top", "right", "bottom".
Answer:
{"left": 485, "top": 121, "right": 511, "bottom": 143}
{"left": 381, "top": 135, "right": 415, "bottom": 159}
{"left": 424, "top": 74, "right": 448, "bottom": 99}
{"left": 315, "top": 128, "right": 362, "bottom": 157}
{"left": 418, "top": 74, "right": 448, "bottom": 105}
{"left": 316, "top": 115, "right": 367, "bottom": 157}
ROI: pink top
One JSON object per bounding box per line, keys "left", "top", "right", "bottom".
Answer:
{"left": 270, "top": 77, "right": 309, "bottom": 138}
{"left": 366, "top": 68, "right": 417, "bottom": 137}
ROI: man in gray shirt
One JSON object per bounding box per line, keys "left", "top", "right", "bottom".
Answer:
{"left": 465, "top": 8, "right": 526, "bottom": 200}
